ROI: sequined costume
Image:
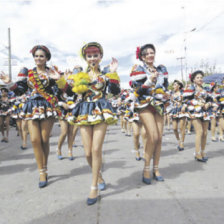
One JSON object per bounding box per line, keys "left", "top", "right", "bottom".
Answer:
{"left": 9, "top": 67, "right": 70, "bottom": 120}
{"left": 67, "top": 67, "right": 120, "bottom": 125}
{"left": 130, "top": 64, "right": 169, "bottom": 115}
{"left": 183, "top": 85, "right": 212, "bottom": 120}
{"left": 170, "top": 91, "right": 189, "bottom": 119}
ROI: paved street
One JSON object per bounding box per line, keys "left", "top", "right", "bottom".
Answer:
{"left": 0, "top": 122, "right": 224, "bottom": 224}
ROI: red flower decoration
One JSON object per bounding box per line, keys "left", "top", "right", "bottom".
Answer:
{"left": 129, "top": 81, "right": 132, "bottom": 87}
{"left": 136, "top": 47, "right": 140, "bottom": 59}
{"left": 189, "top": 73, "right": 191, "bottom": 79}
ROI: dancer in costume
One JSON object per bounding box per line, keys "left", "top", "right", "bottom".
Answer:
{"left": 183, "top": 70, "right": 212, "bottom": 162}
{"left": 209, "top": 83, "right": 220, "bottom": 142}
{"left": 123, "top": 91, "right": 133, "bottom": 136}
{"left": 126, "top": 88, "right": 147, "bottom": 161}
{"left": 170, "top": 80, "right": 188, "bottom": 151}
{"left": 216, "top": 80, "right": 224, "bottom": 141}
{"left": 56, "top": 73, "right": 79, "bottom": 160}
{"left": 118, "top": 89, "right": 130, "bottom": 134}
{"left": 11, "top": 68, "right": 30, "bottom": 149}
{"left": 130, "top": 44, "right": 169, "bottom": 184}
{"left": 66, "top": 42, "right": 120, "bottom": 205}
{"left": 0, "top": 87, "right": 12, "bottom": 142}
{"left": 11, "top": 93, "right": 29, "bottom": 149}
{"left": 0, "top": 45, "right": 71, "bottom": 188}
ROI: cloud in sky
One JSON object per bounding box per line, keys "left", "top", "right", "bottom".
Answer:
{"left": 0, "top": 0, "right": 224, "bottom": 87}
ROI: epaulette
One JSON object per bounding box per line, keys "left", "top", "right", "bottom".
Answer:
{"left": 130, "top": 64, "right": 147, "bottom": 81}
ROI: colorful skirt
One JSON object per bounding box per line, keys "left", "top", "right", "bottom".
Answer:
{"left": 170, "top": 106, "right": 189, "bottom": 119}
{"left": 135, "top": 95, "right": 165, "bottom": 116}
{"left": 187, "top": 105, "right": 211, "bottom": 121}
{"left": 20, "top": 96, "right": 60, "bottom": 120}
{"left": 11, "top": 103, "right": 24, "bottom": 119}
{"left": 68, "top": 98, "right": 118, "bottom": 125}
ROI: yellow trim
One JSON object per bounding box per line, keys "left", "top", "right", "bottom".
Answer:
{"left": 56, "top": 77, "right": 67, "bottom": 89}
{"left": 134, "top": 91, "right": 139, "bottom": 97}
{"left": 105, "top": 72, "right": 120, "bottom": 81}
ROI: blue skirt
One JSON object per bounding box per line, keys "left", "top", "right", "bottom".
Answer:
{"left": 68, "top": 98, "right": 118, "bottom": 125}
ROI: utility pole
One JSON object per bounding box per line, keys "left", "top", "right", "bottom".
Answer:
{"left": 177, "top": 57, "right": 185, "bottom": 82}
{"left": 8, "top": 27, "right": 12, "bottom": 80}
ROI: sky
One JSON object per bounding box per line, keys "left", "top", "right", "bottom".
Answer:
{"left": 0, "top": 0, "right": 224, "bottom": 88}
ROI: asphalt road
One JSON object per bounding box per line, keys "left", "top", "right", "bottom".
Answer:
{"left": 0, "top": 122, "right": 224, "bottom": 224}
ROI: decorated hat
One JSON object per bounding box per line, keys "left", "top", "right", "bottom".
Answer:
{"left": 81, "top": 42, "right": 103, "bottom": 60}
{"left": 30, "top": 45, "right": 51, "bottom": 61}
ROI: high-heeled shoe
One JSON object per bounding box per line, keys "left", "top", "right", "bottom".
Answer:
{"left": 87, "top": 186, "right": 98, "bottom": 206}
{"left": 98, "top": 171, "right": 106, "bottom": 190}
{"left": 56, "top": 149, "right": 63, "bottom": 160}
{"left": 177, "top": 146, "right": 184, "bottom": 151}
{"left": 98, "top": 182, "right": 106, "bottom": 191}
{"left": 39, "top": 169, "right": 48, "bottom": 188}
{"left": 201, "top": 152, "right": 208, "bottom": 161}
{"left": 20, "top": 146, "right": 27, "bottom": 150}
{"left": 153, "top": 166, "right": 164, "bottom": 181}
{"left": 142, "top": 166, "right": 152, "bottom": 185}
{"left": 194, "top": 155, "right": 207, "bottom": 162}
{"left": 135, "top": 149, "right": 141, "bottom": 161}
{"left": 153, "top": 173, "right": 164, "bottom": 181}
{"left": 68, "top": 150, "right": 74, "bottom": 160}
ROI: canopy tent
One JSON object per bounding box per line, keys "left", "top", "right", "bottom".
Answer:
{"left": 203, "top": 73, "right": 224, "bottom": 84}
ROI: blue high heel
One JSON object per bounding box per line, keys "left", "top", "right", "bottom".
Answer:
{"left": 153, "top": 173, "right": 164, "bottom": 181}
{"left": 98, "top": 182, "right": 106, "bottom": 191}
{"left": 153, "top": 166, "right": 164, "bottom": 181}
{"left": 39, "top": 180, "right": 48, "bottom": 188}
{"left": 39, "top": 169, "right": 48, "bottom": 188}
{"left": 68, "top": 150, "right": 74, "bottom": 160}
{"left": 142, "top": 176, "right": 152, "bottom": 185}
{"left": 201, "top": 152, "right": 208, "bottom": 161}
{"left": 57, "top": 149, "right": 63, "bottom": 160}
{"left": 20, "top": 146, "right": 27, "bottom": 150}
{"left": 177, "top": 146, "right": 184, "bottom": 151}
{"left": 142, "top": 166, "right": 152, "bottom": 185}
{"left": 194, "top": 156, "right": 207, "bottom": 162}
{"left": 135, "top": 150, "right": 141, "bottom": 161}
{"left": 87, "top": 186, "right": 98, "bottom": 206}
{"left": 57, "top": 155, "right": 63, "bottom": 160}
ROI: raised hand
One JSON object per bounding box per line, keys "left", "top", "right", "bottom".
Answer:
{"left": 63, "top": 69, "right": 73, "bottom": 80}
{"left": 48, "top": 66, "right": 61, "bottom": 80}
{"left": 109, "top": 57, "right": 118, "bottom": 73}
{"left": 0, "top": 71, "right": 11, "bottom": 84}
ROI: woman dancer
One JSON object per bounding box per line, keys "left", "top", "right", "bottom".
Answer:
{"left": 11, "top": 69, "right": 30, "bottom": 149}
{"left": 0, "top": 88, "right": 11, "bottom": 142}
{"left": 216, "top": 80, "right": 224, "bottom": 141}
{"left": 183, "top": 70, "right": 212, "bottom": 162}
{"left": 67, "top": 42, "right": 120, "bottom": 205}
{"left": 170, "top": 80, "right": 187, "bottom": 151}
{"left": 0, "top": 45, "right": 69, "bottom": 188}
{"left": 130, "top": 44, "right": 169, "bottom": 184}
{"left": 57, "top": 87, "right": 78, "bottom": 160}
{"left": 12, "top": 94, "right": 29, "bottom": 149}
{"left": 209, "top": 83, "right": 220, "bottom": 142}
{"left": 125, "top": 88, "right": 146, "bottom": 160}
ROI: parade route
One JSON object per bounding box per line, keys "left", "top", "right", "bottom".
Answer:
{"left": 0, "top": 123, "right": 224, "bottom": 224}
